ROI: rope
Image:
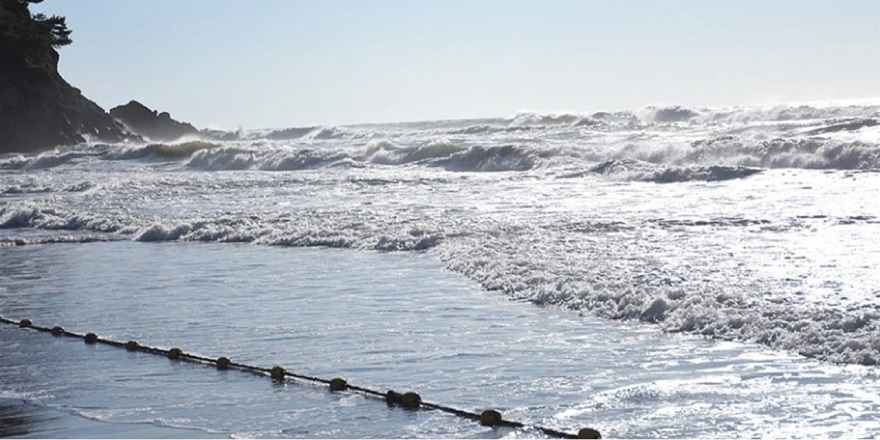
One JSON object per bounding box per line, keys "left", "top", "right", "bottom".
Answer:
{"left": 0, "top": 315, "right": 601, "bottom": 439}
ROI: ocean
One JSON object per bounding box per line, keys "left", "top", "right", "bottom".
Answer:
{"left": 1, "top": 102, "right": 879, "bottom": 438}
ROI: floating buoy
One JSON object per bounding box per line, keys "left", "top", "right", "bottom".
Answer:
{"left": 480, "top": 409, "right": 503, "bottom": 426}
{"left": 400, "top": 392, "right": 421, "bottom": 410}
{"left": 0, "top": 315, "right": 591, "bottom": 439}
{"left": 385, "top": 390, "right": 402, "bottom": 407}
{"left": 270, "top": 365, "right": 286, "bottom": 380}
{"left": 577, "top": 427, "right": 602, "bottom": 439}
{"left": 329, "top": 378, "right": 348, "bottom": 391}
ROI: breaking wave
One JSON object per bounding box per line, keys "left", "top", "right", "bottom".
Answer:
{"left": 105, "top": 141, "right": 221, "bottom": 160}
{"left": 178, "top": 140, "right": 549, "bottom": 173}
{"left": 2, "top": 101, "right": 877, "bottom": 178}
{"left": 583, "top": 159, "right": 763, "bottom": 183}
{"left": 686, "top": 137, "right": 880, "bottom": 170}
{"left": 3, "top": 194, "right": 879, "bottom": 367}
{"left": 263, "top": 125, "right": 373, "bottom": 141}
{"left": 503, "top": 102, "right": 880, "bottom": 127}
{"left": 3, "top": 99, "right": 880, "bottom": 369}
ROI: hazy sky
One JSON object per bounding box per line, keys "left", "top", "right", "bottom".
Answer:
{"left": 35, "top": 0, "right": 880, "bottom": 129}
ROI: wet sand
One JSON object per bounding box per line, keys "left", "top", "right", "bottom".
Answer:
{"left": 0, "top": 399, "right": 223, "bottom": 439}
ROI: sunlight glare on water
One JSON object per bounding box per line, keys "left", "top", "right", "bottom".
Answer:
{"left": 1, "top": 242, "right": 878, "bottom": 438}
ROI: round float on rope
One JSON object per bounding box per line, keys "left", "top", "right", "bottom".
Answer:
{"left": 385, "top": 390, "right": 402, "bottom": 407}
{"left": 480, "top": 409, "right": 502, "bottom": 426}
{"left": 577, "top": 427, "right": 602, "bottom": 439}
{"left": 329, "top": 378, "right": 348, "bottom": 391}
{"left": 400, "top": 392, "right": 421, "bottom": 410}
{"left": 270, "top": 365, "right": 286, "bottom": 380}
{"left": 0, "top": 316, "right": 592, "bottom": 439}
{"left": 216, "top": 356, "right": 231, "bottom": 370}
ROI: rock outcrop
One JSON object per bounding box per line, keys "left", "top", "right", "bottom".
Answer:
{"left": 0, "top": 0, "right": 137, "bottom": 154}
{"left": 109, "top": 100, "right": 199, "bottom": 142}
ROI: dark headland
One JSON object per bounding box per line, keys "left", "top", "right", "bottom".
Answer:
{"left": 109, "top": 100, "right": 200, "bottom": 142}
{"left": 0, "top": 0, "right": 135, "bottom": 153}
{"left": 0, "top": 0, "right": 208, "bottom": 154}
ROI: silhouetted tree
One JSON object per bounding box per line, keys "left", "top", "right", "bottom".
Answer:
{"left": 0, "top": 0, "right": 73, "bottom": 71}
{"left": 32, "top": 13, "right": 72, "bottom": 47}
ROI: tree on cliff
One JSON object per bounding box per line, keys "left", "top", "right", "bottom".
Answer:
{"left": 0, "top": 0, "right": 72, "bottom": 73}
{"left": 33, "top": 13, "right": 72, "bottom": 47}
{"left": 1, "top": 0, "right": 136, "bottom": 153}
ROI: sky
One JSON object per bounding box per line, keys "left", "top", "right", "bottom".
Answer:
{"left": 34, "top": 0, "right": 880, "bottom": 130}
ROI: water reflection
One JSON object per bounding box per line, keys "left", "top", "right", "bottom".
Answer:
{"left": 0, "top": 399, "right": 49, "bottom": 438}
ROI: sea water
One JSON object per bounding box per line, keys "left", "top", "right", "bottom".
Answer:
{"left": 1, "top": 242, "right": 878, "bottom": 438}
{"left": 1, "top": 101, "right": 880, "bottom": 437}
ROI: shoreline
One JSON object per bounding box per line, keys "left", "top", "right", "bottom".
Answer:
{"left": 0, "top": 398, "right": 224, "bottom": 439}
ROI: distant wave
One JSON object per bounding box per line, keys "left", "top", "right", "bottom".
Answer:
{"left": 5, "top": 137, "right": 877, "bottom": 178}
{"left": 184, "top": 143, "right": 350, "bottom": 171}
{"left": 641, "top": 103, "right": 879, "bottom": 125}
{"left": 182, "top": 140, "right": 544, "bottom": 172}
{"left": 364, "top": 139, "right": 460, "bottom": 165}
{"left": 2, "top": 101, "right": 877, "bottom": 177}
{"left": 640, "top": 105, "right": 701, "bottom": 123}
{"left": 433, "top": 144, "right": 539, "bottom": 172}
{"left": 502, "top": 103, "right": 880, "bottom": 127}
{"left": 107, "top": 141, "right": 221, "bottom": 160}
{"left": 804, "top": 118, "right": 878, "bottom": 135}
{"left": 0, "top": 148, "right": 106, "bottom": 170}
{"left": 581, "top": 159, "right": 763, "bottom": 183}
{"left": 689, "top": 137, "right": 880, "bottom": 170}
{"left": 703, "top": 103, "right": 880, "bottom": 124}
{"left": 509, "top": 111, "right": 583, "bottom": 127}
{"left": 263, "top": 125, "right": 373, "bottom": 141}
{"left": 264, "top": 126, "right": 317, "bottom": 140}
{"left": 0, "top": 141, "right": 222, "bottom": 169}
{"left": 440, "top": 124, "right": 537, "bottom": 136}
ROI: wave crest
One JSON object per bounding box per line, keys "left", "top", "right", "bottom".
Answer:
{"left": 588, "top": 159, "right": 762, "bottom": 183}
{"left": 436, "top": 144, "right": 539, "bottom": 172}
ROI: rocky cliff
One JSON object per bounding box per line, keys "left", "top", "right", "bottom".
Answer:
{"left": 109, "top": 100, "right": 199, "bottom": 142}
{"left": 0, "top": 0, "right": 137, "bottom": 154}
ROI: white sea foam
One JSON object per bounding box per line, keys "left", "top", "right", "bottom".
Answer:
{"left": 2, "top": 101, "right": 879, "bottom": 366}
